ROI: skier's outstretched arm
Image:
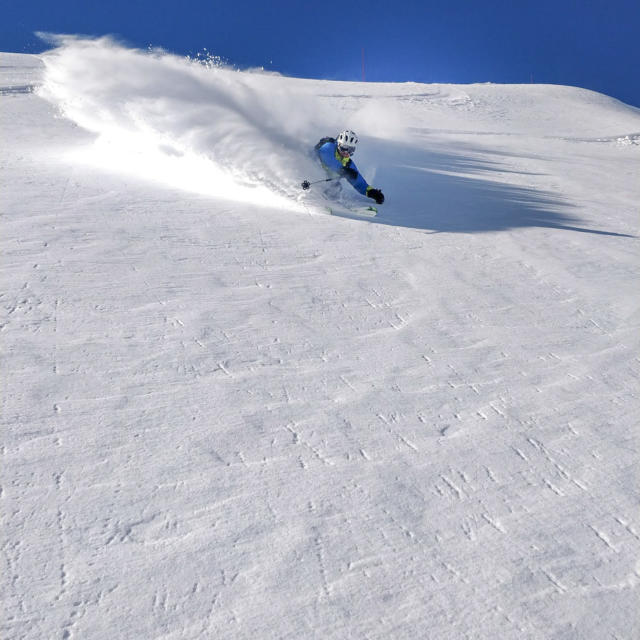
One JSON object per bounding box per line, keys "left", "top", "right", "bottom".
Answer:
{"left": 343, "top": 162, "right": 385, "bottom": 204}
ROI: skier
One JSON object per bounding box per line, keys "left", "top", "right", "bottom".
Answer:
{"left": 307, "top": 130, "right": 385, "bottom": 205}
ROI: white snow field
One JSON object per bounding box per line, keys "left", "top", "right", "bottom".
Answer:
{"left": 2, "top": 37, "right": 639, "bottom": 639}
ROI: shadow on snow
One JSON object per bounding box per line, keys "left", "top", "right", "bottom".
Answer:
{"left": 337, "top": 140, "right": 632, "bottom": 237}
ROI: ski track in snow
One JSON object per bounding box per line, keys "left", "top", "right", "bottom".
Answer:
{"left": 1, "top": 41, "right": 640, "bottom": 639}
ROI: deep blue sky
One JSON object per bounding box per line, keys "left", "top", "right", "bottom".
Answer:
{"left": 4, "top": 0, "right": 640, "bottom": 107}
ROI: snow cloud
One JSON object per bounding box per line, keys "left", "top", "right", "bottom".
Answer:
{"left": 38, "top": 36, "right": 344, "bottom": 207}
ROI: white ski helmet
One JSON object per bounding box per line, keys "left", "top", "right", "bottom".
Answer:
{"left": 336, "top": 130, "right": 358, "bottom": 155}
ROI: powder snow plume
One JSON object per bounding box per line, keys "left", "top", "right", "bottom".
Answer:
{"left": 37, "top": 35, "right": 345, "bottom": 207}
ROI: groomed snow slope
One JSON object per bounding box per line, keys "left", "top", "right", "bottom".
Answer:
{"left": 2, "top": 39, "right": 639, "bottom": 639}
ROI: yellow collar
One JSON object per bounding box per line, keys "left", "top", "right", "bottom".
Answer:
{"left": 335, "top": 149, "right": 351, "bottom": 166}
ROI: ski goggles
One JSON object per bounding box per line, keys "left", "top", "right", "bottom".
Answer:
{"left": 337, "top": 144, "right": 355, "bottom": 156}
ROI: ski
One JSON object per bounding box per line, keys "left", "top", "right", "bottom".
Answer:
{"left": 327, "top": 203, "right": 378, "bottom": 218}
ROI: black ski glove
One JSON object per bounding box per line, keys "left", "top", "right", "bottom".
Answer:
{"left": 367, "top": 188, "right": 385, "bottom": 205}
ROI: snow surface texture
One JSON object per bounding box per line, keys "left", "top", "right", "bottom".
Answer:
{"left": 2, "top": 37, "right": 640, "bottom": 639}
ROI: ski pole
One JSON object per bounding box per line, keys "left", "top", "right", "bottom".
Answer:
{"left": 301, "top": 177, "right": 338, "bottom": 190}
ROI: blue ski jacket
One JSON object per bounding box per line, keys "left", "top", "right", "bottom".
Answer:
{"left": 314, "top": 137, "right": 371, "bottom": 196}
